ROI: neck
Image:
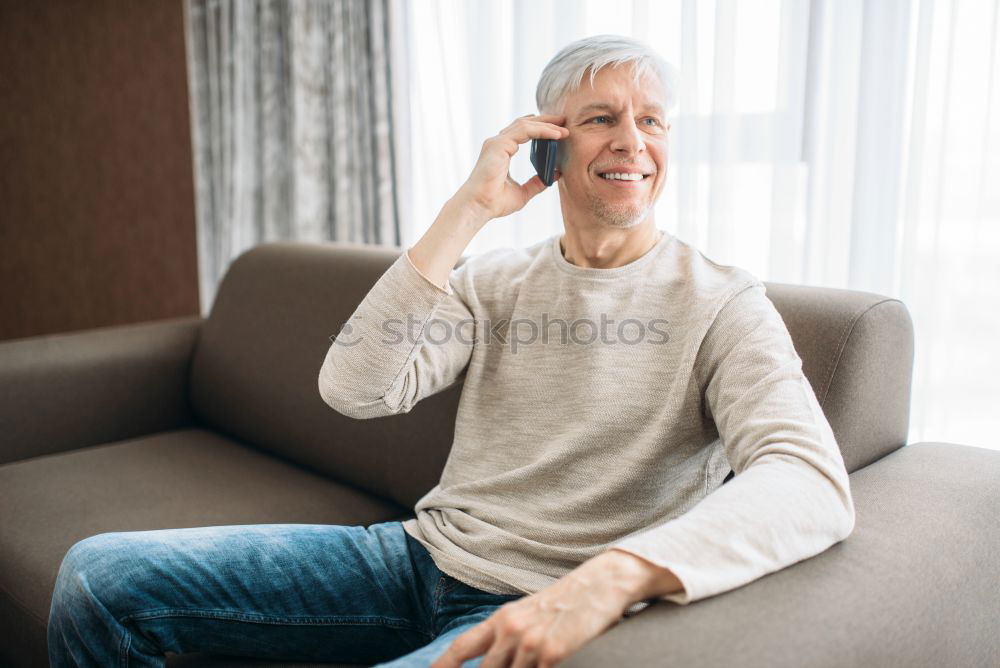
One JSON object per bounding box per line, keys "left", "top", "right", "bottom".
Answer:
{"left": 559, "top": 224, "right": 663, "bottom": 269}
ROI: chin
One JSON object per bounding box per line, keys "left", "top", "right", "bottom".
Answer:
{"left": 589, "top": 199, "right": 651, "bottom": 229}
{"left": 602, "top": 219, "right": 645, "bottom": 230}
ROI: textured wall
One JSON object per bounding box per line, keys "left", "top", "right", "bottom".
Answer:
{"left": 0, "top": 0, "right": 199, "bottom": 341}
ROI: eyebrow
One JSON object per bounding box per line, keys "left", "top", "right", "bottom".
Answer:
{"left": 574, "top": 102, "right": 665, "bottom": 119}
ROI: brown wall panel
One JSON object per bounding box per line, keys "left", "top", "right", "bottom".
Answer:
{"left": 0, "top": 0, "right": 199, "bottom": 341}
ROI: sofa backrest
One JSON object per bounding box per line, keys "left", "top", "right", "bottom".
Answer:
{"left": 189, "top": 241, "right": 470, "bottom": 510}
{"left": 188, "top": 241, "right": 913, "bottom": 510}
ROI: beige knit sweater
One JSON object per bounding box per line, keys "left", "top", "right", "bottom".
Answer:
{"left": 318, "top": 230, "right": 855, "bottom": 614}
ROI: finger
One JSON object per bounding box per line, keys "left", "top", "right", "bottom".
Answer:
{"left": 501, "top": 122, "right": 568, "bottom": 145}
{"left": 480, "top": 617, "right": 527, "bottom": 668}
{"left": 432, "top": 622, "right": 495, "bottom": 668}
{"left": 510, "top": 632, "right": 542, "bottom": 668}
{"left": 515, "top": 113, "right": 566, "bottom": 122}
{"left": 516, "top": 117, "right": 568, "bottom": 133}
{"left": 500, "top": 118, "right": 569, "bottom": 144}
{"left": 479, "top": 636, "right": 519, "bottom": 668}
{"left": 504, "top": 114, "right": 562, "bottom": 131}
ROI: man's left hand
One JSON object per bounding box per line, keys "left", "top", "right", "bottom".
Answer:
{"left": 430, "top": 551, "right": 655, "bottom": 668}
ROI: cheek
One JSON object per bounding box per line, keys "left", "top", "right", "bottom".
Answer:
{"left": 558, "top": 138, "right": 602, "bottom": 177}
{"left": 557, "top": 140, "right": 574, "bottom": 170}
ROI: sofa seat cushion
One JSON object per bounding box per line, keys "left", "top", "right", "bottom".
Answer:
{"left": 0, "top": 428, "right": 408, "bottom": 667}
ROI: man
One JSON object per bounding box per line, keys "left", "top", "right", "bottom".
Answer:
{"left": 320, "top": 33, "right": 854, "bottom": 667}
{"left": 48, "top": 35, "right": 854, "bottom": 668}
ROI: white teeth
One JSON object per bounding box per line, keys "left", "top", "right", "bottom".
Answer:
{"left": 601, "top": 173, "right": 645, "bottom": 181}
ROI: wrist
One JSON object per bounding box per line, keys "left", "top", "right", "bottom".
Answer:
{"left": 446, "top": 191, "right": 492, "bottom": 229}
{"left": 597, "top": 548, "right": 685, "bottom": 605}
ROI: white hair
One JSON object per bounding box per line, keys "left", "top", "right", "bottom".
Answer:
{"left": 535, "top": 34, "right": 679, "bottom": 118}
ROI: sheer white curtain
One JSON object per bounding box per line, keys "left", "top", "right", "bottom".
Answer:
{"left": 394, "top": 0, "right": 1000, "bottom": 452}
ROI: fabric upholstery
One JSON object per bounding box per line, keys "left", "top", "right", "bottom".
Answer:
{"left": 560, "top": 442, "right": 1000, "bottom": 668}
{"left": 764, "top": 283, "right": 914, "bottom": 472}
{"left": 188, "top": 242, "right": 465, "bottom": 511}
{"left": 0, "top": 315, "right": 202, "bottom": 466}
{"left": 0, "top": 428, "right": 409, "bottom": 667}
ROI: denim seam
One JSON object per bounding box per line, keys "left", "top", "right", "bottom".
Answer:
{"left": 119, "top": 608, "right": 427, "bottom": 635}
{"left": 432, "top": 575, "right": 444, "bottom": 612}
{"left": 432, "top": 575, "right": 449, "bottom": 636}
{"left": 119, "top": 622, "right": 131, "bottom": 668}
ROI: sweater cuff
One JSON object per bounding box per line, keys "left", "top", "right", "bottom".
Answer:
{"left": 404, "top": 248, "right": 453, "bottom": 297}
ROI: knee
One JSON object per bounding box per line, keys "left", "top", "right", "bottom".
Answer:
{"left": 58, "top": 533, "right": 126, "bottom": 576}
{"left": 51, "top": 533, "right": 129, "bottom": 614}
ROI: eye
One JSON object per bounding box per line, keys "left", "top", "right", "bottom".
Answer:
{"left": 590, "top": 115, "right": 662, "bottom": 127}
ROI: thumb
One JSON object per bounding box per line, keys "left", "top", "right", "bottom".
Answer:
{"left": 520, "top": 174, "right": 549, "bottom": 203}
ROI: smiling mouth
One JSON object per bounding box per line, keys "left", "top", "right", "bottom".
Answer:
{"left": 597, "top": 174, "right": 652, "bottom": 186}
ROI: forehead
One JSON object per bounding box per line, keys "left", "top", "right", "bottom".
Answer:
{"left": 563, "top": 65, "right": 667, "bottom": 114}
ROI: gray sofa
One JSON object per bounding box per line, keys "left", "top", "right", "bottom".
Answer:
{"left": 1, "top": 240, "right": 997, "bottom": 667}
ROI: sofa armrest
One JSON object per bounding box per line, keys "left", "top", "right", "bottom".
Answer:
{"left": 0, "top": 316, "right": 203, "bottom": 465}
{"left": 563, "top": 441, "right": 1000, "bottom": 668}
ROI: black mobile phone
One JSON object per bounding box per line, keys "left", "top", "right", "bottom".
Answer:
{"left": 530, "top": 138, "right": 559, "bottom": 187}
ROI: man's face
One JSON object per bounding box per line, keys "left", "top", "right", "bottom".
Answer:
{"left": 554, "top": 64, "right": 670, "bottom": 229}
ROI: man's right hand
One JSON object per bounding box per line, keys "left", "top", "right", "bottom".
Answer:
{"left": 453, "top": 114, "right": 569, "bottom": 223}
{"left": 406, "top": 114, "right": 568, "bottom": 292}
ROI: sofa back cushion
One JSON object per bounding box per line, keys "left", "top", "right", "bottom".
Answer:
{"left": 189, "top": 242, "right": 914, "bottom": 510}
{"left": 189, "top": 241, "right": 467, "bottom": 509}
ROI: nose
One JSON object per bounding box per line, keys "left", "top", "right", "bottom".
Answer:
{"left": 609, "top": 116, "right": 646, "bottom": 156}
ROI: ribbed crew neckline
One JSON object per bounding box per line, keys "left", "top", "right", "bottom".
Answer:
{"left": 550, "top": 229, "right": 672, "bottom": 278}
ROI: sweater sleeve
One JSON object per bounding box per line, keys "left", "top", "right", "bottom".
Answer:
{"left": 608, "top": 282, "right": 856, "bottom": 605}
{"left": 317, "top": 249, "right": 476, "bottom": 420}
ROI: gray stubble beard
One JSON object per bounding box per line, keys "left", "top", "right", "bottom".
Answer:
{"left": 586, "top": 187, "right": 653, "bottom": 229}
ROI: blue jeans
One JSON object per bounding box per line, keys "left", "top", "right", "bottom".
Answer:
{"left": 47, "top": 521, "right": 524, "bottom": 667}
